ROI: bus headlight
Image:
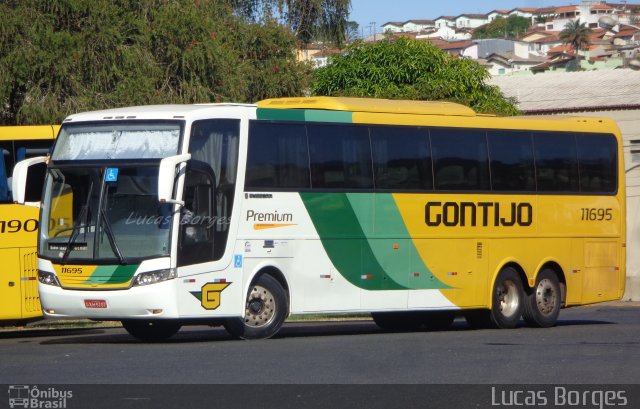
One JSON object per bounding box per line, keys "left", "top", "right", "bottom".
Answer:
{"left": 38, "top": 271, "right": 61, "bottom": 287}
{"left": 133, "top": 269, "right": 177, "bottom": 286}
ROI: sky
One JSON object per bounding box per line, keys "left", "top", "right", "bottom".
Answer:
{"left": 349, "top": 0, "right": 579, "bottom": 36}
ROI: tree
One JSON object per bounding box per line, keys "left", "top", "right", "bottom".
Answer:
{"left": 345, "top": 21, "right": 359, "bottom": 42}
{"left": 310, "top": 37, "right": 519, "bottom": 116}
{"left": 559, "top": 19, "right": 592, "bottom": 70}
{"left": 229, "top": 0, "right": 351, "bottom": 46}
{"left": 472, "top": 16, "right": 531, "bottom": 40}
{"left": 0, "top": 0, "right": 311, "bottom": 125}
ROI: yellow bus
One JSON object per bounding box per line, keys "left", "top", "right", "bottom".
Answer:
{"left": 13, "top": 97, "right": 625, "bottom": 340}
{"left": 0, "top": 125, "right": 58, "bottom": 325}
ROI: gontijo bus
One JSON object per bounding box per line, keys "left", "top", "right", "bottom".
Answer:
{"left": 1, "top": 125, "right": 58, "bottom": 325}
{"left": 12, "top": 97, "right": 625, "bottom": 340}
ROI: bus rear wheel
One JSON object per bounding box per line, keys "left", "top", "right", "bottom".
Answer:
{"left": 523, "top": 269, "right": 561, "bottom": 328}
{"left": 224, "top": 274, "right": 288, "bottom": 340}
{"left": 491, "top": 267, "right": 525, "bottom": 328}
{"left": 121, "top": 319, "right": 181, "bottom": 342}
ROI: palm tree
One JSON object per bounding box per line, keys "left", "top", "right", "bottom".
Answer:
{"left": 559, "top": 19, "right": 592, "bottom": 70}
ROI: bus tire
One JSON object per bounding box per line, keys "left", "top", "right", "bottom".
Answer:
{"left": 223, "top": 274, "right": 288, "bottom": 340}
{"left": 121, "top": 319, "right": 181, "bottom": 342}
{"left": 421, "top": 311, "right": 455, "bottom": 331}
{"left": 522, "top": 268, "right": 561, "bottom": 328}
{"left": 371, "top": 312, "right": 422, "bottom": 331}
{"left": 490, "top": 267, "right": 524, "bottom": 329}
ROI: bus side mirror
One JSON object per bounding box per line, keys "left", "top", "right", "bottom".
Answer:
{"left": 12, "top": 156, "right": 47, "bottom": 207}
{"left": 158, "top": 153, "right": 191, "bottom": 206}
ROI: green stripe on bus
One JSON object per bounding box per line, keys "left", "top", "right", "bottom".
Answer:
{"left": 300, "top": 192, "right": 449, "bottom": 290}
{"left": 256, "top": 108, "right": 352, "bottom": 123}
{"left": 83, "top": 264, "right": 138, "bottom": 285}
{"left": 347, "top": 193, "right": 450, "bottom": 290}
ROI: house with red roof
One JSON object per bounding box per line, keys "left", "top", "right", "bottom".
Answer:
{"left": 381, "top": 20, "right": 435, "bottom": 33}
{"left": 434, "top": 16, "right": 456, "bottom": 29}
{"left": 487, "top": 10, "right": 510, "bottom": 22}
{"left": 454, "top": 14, "right": 489, "bottom": 29}
{"left": 519, "top": 29, "right": 563, "bottom": 56}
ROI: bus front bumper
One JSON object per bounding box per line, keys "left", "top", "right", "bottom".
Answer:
{"left": 38, "top": 280, "right": 180, "bottom": 319}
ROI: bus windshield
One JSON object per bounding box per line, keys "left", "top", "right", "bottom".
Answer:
{"left": 39, "top": 121, "right": 183, "bottom": 263}
{"left": 40, "top": 165, "right": 172, "bottom": 263}
{"left": 52, "top": 122, "right": 181, "bottom": 161}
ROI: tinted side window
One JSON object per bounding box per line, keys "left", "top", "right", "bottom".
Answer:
{"left": 534, "top": 132, "right": 579, "bottom": 192}
{"left": 190, "top": 119, "right": 240, "bottom": 261}
{"left": 1, "top": 140, "right": 52, "bottom": 203}
{"left": 488, "top": 131, "right": 535, "bottom": 191}
{"left": 431, "top": 128, "right": 490, "bottom": 191}
{"left": 246, "top": 122, "right": 310, "bottom": 189}
{"left": 178, "top": 167, "right": 215, "bottom": 266}
{"left": 577, "top": 134, "right": 617, "bottom": 193}
{"left": 308, "top": 124, "right": 373, "bottom": 189}
{"left": 370, "top": 126, "right": 432, "bottom": 190}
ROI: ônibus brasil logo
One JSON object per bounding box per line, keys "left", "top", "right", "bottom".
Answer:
{"left": 8, "top": 385, "right": 73, "bottom": 409}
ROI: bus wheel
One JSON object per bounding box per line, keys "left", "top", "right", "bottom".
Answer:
{"left": 224, "top": 274, "right": 288, "bottom": 340}
{"left": 371, "top": 312, "right": 422, "bottom": 331}
{"left": 121, "top": 319, "right": 181, "bottom": 342}
{"left": 490, "top": 267, "right": 525, "bottom": 329}
{"left": 421, "top": 312, "right": 455, "bottom": 331}
{"left": 523, "top": 269, "right": 561, "bottom": 328}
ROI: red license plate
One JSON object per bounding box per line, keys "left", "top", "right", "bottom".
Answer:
{"left": 84, "top": 299, "right": 107, "bottom": 308}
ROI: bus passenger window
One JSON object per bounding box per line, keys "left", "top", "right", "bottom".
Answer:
{"left": 488, "top": 131, "right": 535, "bottom": 192}
{"left": 370, "top": 126, "right": 432, "bottom": 190}
{"left": 0, "top": 148, "right": 9, "bottom": 202}
{"left": 246, "top": 122, "right": 310, "bottom": 189}
{"left": 534, "top": 133, "right": 579, "bottom": 192}
{"left": 577, "top": 134, "right": 617, "bottom": 193}
{"left": 430, "top": 128, "right": 490, "bottom": 191}
{"left": 308, "top": 124, "right": 372, "bottom": 190}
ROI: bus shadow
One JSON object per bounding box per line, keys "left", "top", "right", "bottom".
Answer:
{"left": 554, "top": 319, "right": 615, "bottom": 327}
{"left": 36, "top": 317, "right": 615, "bottom": 345}
{"left": 0, "top": 327, "right": 109, "bottom": 340}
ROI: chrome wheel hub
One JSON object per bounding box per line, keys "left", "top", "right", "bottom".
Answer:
{"left": 244, "top": 285, "right": 276, "bottom": 328}
{"left": 535, "top": 279, "right": 557, "bottom": 316}
{"left": 497, "top": 280, "right": 520, "bottom": 318}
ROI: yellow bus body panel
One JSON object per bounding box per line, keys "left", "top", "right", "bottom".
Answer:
{"left": 0, "top": 125, "right": 58, "bottom": 323}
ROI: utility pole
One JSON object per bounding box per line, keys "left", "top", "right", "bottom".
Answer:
{"left": 370, "top": 21, "right": 377, "bottom": 41}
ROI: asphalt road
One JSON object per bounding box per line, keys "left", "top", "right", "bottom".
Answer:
{"left": 1, "top": 303, "right": 639, "bottom": 385}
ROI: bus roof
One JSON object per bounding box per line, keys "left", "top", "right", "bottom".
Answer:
{"left": 63, "top": 103, "right": 256, "bottom": 122}
{"left": 0, "top": 125, "right": 59, "bottom": 141}
{"left": 257, "top": 97, "right": 477, "bottom": 117}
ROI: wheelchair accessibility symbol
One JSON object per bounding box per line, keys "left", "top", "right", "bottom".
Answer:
{"left": 105, "top": 168, "right": 119, "bottom": 182}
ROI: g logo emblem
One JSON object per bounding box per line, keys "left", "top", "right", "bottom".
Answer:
{"left": 201, "top": 282, "right": 231, "bottom": 310}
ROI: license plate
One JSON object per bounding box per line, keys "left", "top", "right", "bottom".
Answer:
{"left": 84, "top": 299, "right": 107, "bottom": 308}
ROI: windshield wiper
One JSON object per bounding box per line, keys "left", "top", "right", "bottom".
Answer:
{"left": 61, "top": 181, "right": 94, "bottom": 264}
{"left": 99, "top": 208, "right": 127, "bottom": 265}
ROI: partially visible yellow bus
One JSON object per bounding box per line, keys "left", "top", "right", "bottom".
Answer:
{"left": 0, "top": 125, "right": 58, "bottom": 325}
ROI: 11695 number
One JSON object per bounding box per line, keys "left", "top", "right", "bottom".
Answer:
{"left": 580, "top": 208, "right": 613, "bottom": 221}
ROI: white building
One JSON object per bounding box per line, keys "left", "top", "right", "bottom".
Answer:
{"left": 454, "top": 14, "right": 489, "bottom": 29}
{"left": 416, "top": 26, "right": 472, "bottom": 41}
{"left": 434, "top": 16, "right": 456, "bottom": 29}
{"left": 381, "top": 20, "right": 435, "bottom": 34}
